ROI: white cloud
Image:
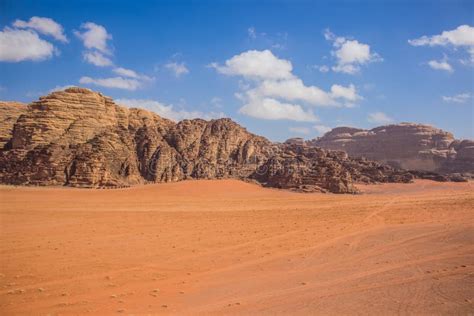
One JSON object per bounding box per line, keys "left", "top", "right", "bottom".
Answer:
{"left": 0, "top": 27, "right": 55, "bottom": 62}
{"left": 313, "top": 124, "right": 331, "bottom": 135}
{"left": 75, "top": 23, "right": 151, "bottom": 88}
{"left": 211, "top": 49, "right": 293, "bottom": 80}
{"left": 427, "top": 59, "right": 453, "bottom": 72}
{"left": 13, "top": 16, "right": 67, "bottom": 42}
{"left": 165, "top": 62, "right": 189, "bottom": 77}
{"left": 74, "top": 22, "right": 112, "bottom": 54}
{"left": 112, "top": 67, "right": 138, "bottom": 78}
{"left": 254, "top": 78, "right": 337, "bottom": 106}
{"left": 239, "top": 97, "right": 318, "bottom": 122}
{"left": 409, "top": 25, "right": 474, "bottom": 68}
{"left": 336, "top": 40, "right": 372, "bottom": 64}
{"left": 213, "top": 49, "right": 362, "bottom": 121}
{"left": 367, "top": 112, "right": 393, "bottom": 124}
{"left": 408, "top": 25, "right": 474, "bottom": 47}
{"left": 79, "top": 76, "right": 142, "bottom": 91}
{"left": 442, "top": 93, "right": 472, "bottom": 103}
{"left": 112, "top": 67, "right": 151, "bottom": 81}
{"left": 116, "top": 98, "right": 225, "bottom": 121}
{"left": 324, "top": 29, "right": 382, "bottom": 74}
{"left": 83, "top": 51, "right": 113, "bottom": 67}
{"left": 75, "top": 22, "right": 116, "bottom": 68}
{"left": 289, "top": 127, "right": 310, "bottom": 135}
{"left": 330, "top": 84, "right": 361, "bottom": 102}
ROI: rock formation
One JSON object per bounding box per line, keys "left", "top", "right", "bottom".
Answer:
{"left": 0, "top": 88, "right": 464, "bottom": 193}
{"left": 308, "top": 123, "right": 474, "bottom": 175}
{"left": 0, "top": 101, "right": 26, "bottom": 148}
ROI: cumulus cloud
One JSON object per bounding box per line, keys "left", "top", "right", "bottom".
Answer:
{"left": 409, "top": 25, "right": 474, "bottom": 67}
{"left": 330, "top": 84, "right": 362, "bottom": 104}
{"left": 289, "top": 127, "right": 311, "bottom": 135}
{"left": 74, "top": 22, "right": 112, "bottom": 54}
{"left": 0, "top": 27, "right": 55, "bottom": 62}
{"left": 324, "top": 29, "right": 382, "bottom": 74}
{"left": 13, "top": 16, "right": 67, "bottom": 42}
{"left": 75, "top": 22, "right": 114, "bottom": 68}
{"left": 210, "top": 49, "right": 293, "bottom": 80}
{"left": 239, "top": 97, "right": 318, "bottom": 122}
{"left": 367, "top": 112, "right": 393, "bottom": 124}
{"left": 79, "top": 76, "right": 142, "bottom": 91}
{"left": 409, "top": 25, "right": 474, "bottom": 47}
{"left": 165, "top": 62, "right": 189, "bottom": 77}
{"left": 253, "top": 78, "right": 336, "bottom": 106}
{"left": 83, "top": 51, "right": 113, "bottom": 67}
{"left": 212, "top": 50, "right": 361, "bottom": 122}
{"left": 313, "top": 124, "right": 331, "bottom": 135}
{"left": 427, "top": 59, "right": 453, "bottom": 72}
{"left": 442, "top": 92, "right": 471, "bottom": 103}
{"left": 116, "top": 98, "right": 225, "bottom": 121}
{"left": 75, "top": 23, "right": 151, "bottom": 89}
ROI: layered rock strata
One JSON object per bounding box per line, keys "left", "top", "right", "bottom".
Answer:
{"left": 1, "top": 88, "right": 464, "bottom": 193}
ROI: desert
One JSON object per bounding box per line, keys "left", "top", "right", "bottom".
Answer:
{"left": 1, "top": 179, "right": 473, "bottom": 314}
{"left": 1, "top": 2, "right": 474, "bottom": 315}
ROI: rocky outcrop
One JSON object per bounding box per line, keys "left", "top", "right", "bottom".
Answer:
{"left": 0, "top": 88, "right": 462, "bottom": 193}
{"left": 0, "top": 101, "right": 27, "bottom": 148}
{"left": 251, "top": 145, "right": 416, "bottom": 193}
{"left": 0, "top": 88, "right": 271, "bottom": 188}
{"left": 309, "top": 123, "right": 474, "bottom": 174}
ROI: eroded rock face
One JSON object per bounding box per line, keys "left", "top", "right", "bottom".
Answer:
{"left": 310, "top": 123, "right": 474, "bottom": 174}
{"left": 252, "top": 144, "right": 417, "bottom": 193}
{"left": 0, "top": 101, "right": 27, "bottom": 148}
{"left": 0, "top": 88, "right": 459, "bottom": 193}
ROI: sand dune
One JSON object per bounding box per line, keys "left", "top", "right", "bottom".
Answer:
{"left": 0, "top": 180, "right": 473, "bottom": 315}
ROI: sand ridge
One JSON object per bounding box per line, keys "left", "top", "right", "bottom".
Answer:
{"left": 0, "top": 180, "right": 473, "bottom": 314}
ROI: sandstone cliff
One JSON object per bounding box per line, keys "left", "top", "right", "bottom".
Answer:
{"left": 308, "top": 123, "right": 474, "bottom": 174}
{"left": 0, "top": 101, "right": 27, "bottom": 148}
{"left": 0, "top": 88, "right": 458, "bottom": 193}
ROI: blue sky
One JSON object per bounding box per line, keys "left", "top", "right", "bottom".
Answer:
{"left": 1, "top": 0, "right": 473, "bottom": 141}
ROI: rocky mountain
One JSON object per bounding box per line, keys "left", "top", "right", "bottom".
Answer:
{"left": 0, "top": 88, "right": 463, "bottom": 193}
{"left": 305, "top": 123, "right": 474, "bottom": 175}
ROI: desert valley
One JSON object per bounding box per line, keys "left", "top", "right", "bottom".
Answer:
{"left": 0, "top": 87, "right": 473, "bottom": 315}
{"left": 1, "top": 2, "right": 474, "bottom": 314}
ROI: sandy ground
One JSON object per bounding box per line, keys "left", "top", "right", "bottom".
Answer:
{"left": 0, "top": 179, "right": 473, "bottom": 315}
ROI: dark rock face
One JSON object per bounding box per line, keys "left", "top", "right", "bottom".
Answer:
{"left": 310, "top": 123, "right": 474, "bottom": 175}
{"left": 251, "top": 145, "right": 357, "bottom": 193}
{"left": 0, "top": 88, "right": 462, "bottom": 193}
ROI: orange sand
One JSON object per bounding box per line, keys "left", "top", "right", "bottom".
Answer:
{"left": 0, "top": 179, "right": 473, "bottom": 315}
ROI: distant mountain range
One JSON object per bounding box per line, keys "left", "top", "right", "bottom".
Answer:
{"left": 0, "top": 88, "right": 471, "bottom": 193}
{"left": 286, "top": 124, "right": 474, "bottom": 175}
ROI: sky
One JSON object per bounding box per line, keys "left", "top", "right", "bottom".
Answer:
{"left": 1, "top": 0, "right": 473, "bottom": 141}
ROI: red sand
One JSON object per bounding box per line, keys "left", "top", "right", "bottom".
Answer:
{"left": 0, "top": 179, "right": 473, "bottom": 315}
